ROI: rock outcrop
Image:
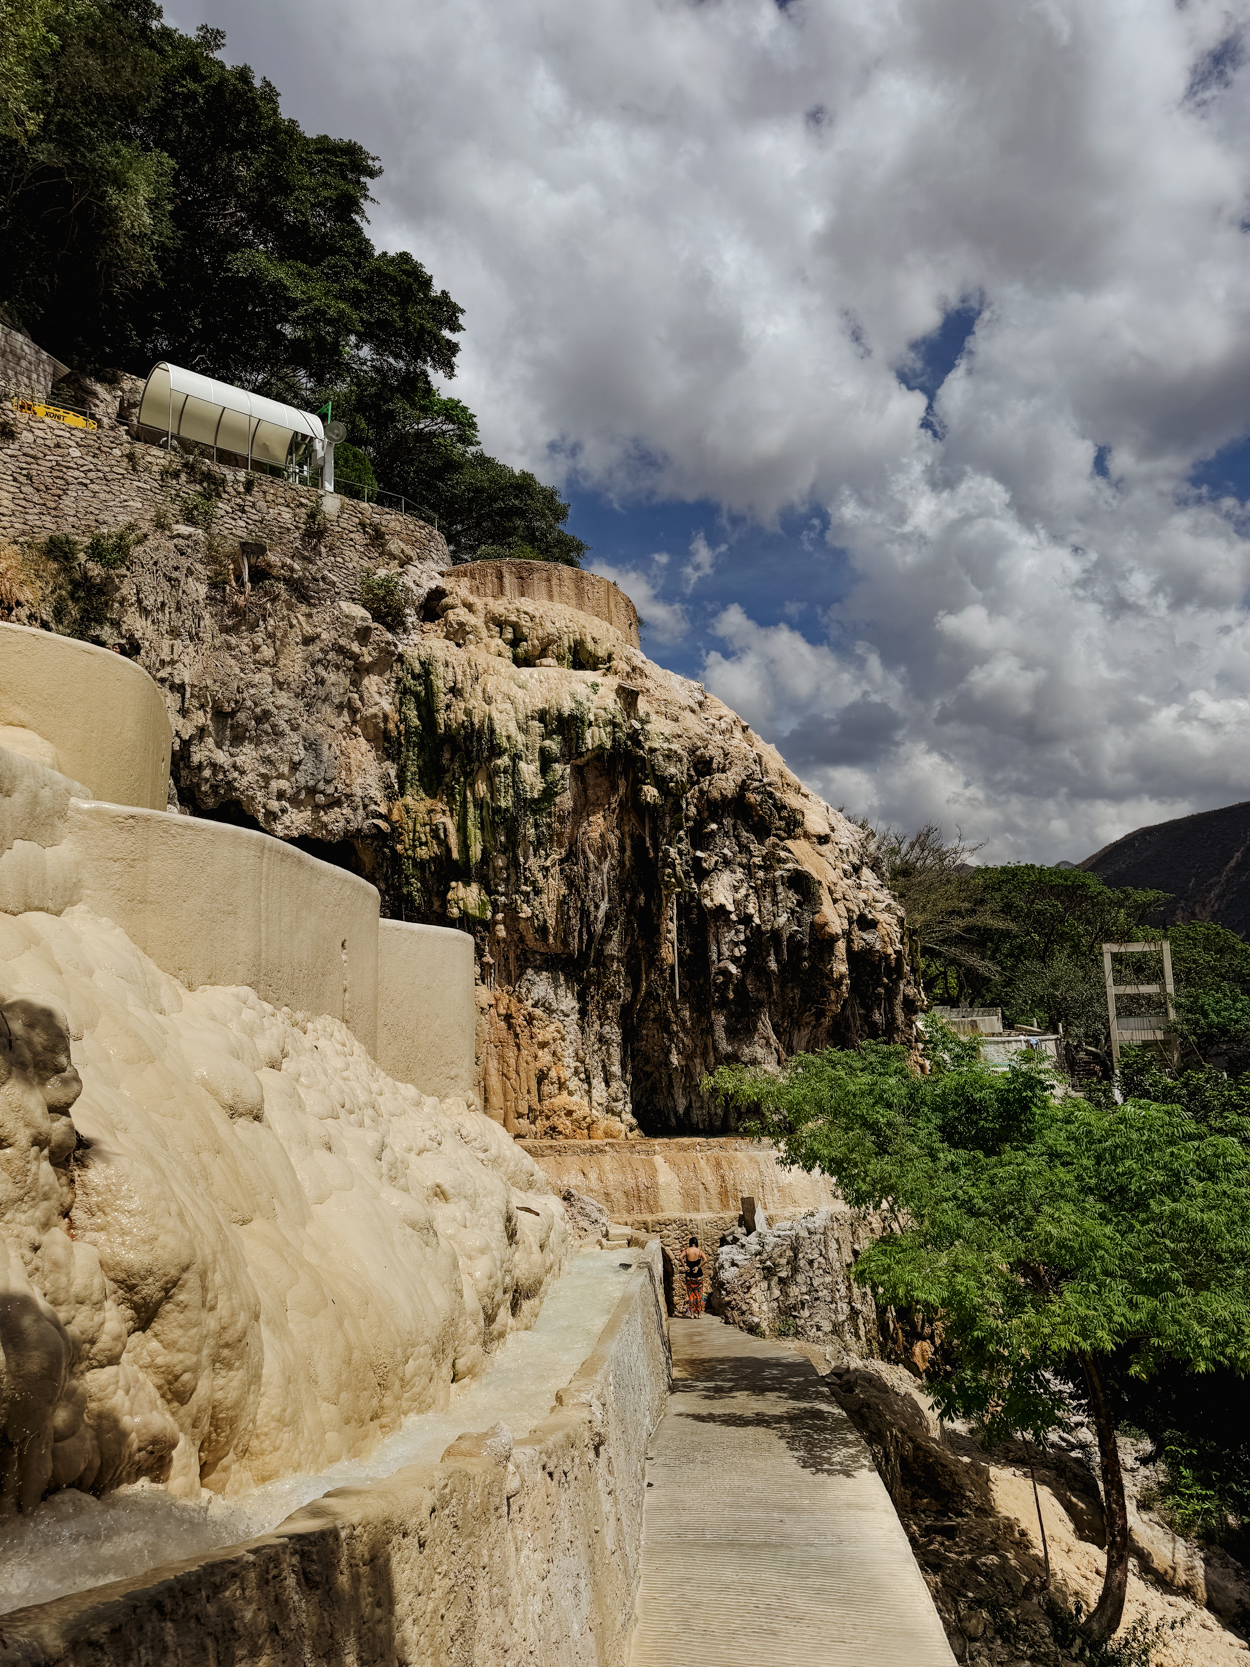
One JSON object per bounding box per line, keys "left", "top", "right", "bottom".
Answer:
{"left": 0, "top": 904, "right": 568, "bottom": 1509}
{"left": 0, "top": 404, "right": 918, "bottom": 1138}
{"left": 711, "top": 1207, "right": 883, "bottom": 1356}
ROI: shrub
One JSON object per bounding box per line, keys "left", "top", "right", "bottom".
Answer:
{"left": 333, "top": 442, "right": 377, "bottom": 495}
{"left": 44, "top": 532, "right": 80, "bottom": 566}
{"left": 182, "top": 492, "right": 217, "bottom": 532}
{"left": 0, "top": 542, "right": 33, "bottom": 611}
{"left": 85, "top": 528, "right": 134, "bottom": 570}
{"left": 303, "top": 499, "right": 329, "bottom": 543}
{"left": 359, "top": 570, "right": 408, "bottom": 630}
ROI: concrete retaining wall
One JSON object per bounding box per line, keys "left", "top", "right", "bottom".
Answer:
{"left": 0, "top": 624, "right": 481, "bottom": 1093}
{"left": 376, "top": 917, "right": 476, "bottom": 1098}
{"left": 0, "top": 623, "right": 171, "bottom": 810}
{"left": 68, "top": 799, "right": 381, "bottom": 1046}
{"left": 0, "top": 1244, "right": 671, "bottom": 1667}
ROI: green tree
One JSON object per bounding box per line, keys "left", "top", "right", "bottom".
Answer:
{"left": 0, "top": 0, "right": 74, "bottom": 139}
{"left": 977, "top": 866, "right": 1169, "bottom": 1039}
{"left": 434, "top": 451, "right": 587, "bottom": 566}
{"left": 860, "top": 822, "right": 1005, "bottom": 999}
{"left": 331, "top": 441, "right": 377, "bottom": 497}
{"left": 0, "top": 6, "right": 584, "bottom": 563}
{"left": 707, "top": 1042, "right": 1250, "bottom": 1646}
{"left": 0, "top": 0, "right": 174, "bottom": 338}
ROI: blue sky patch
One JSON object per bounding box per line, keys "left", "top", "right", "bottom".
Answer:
{"left": 566, "top": 488, "right": 856, "bottom": 684}
{"left": 1189, "top": 434, "right": 1250, "bottom": 501}
{"left": 896, "top": 300, "right": 982, "bottom": 436}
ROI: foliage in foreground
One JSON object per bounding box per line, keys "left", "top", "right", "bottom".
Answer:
{"left": 707, "top": 1039, "right": 1250, "bottom": 1643}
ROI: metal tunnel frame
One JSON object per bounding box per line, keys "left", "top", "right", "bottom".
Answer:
{"left": 137, "top": 362, "right": 325, "bottom": 473}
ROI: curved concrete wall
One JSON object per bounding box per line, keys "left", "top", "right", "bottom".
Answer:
{"left": 376, "top": 918, "right": 476, "bottom": 1098}
{"left": 67, "top": 800, "right": 380, "bottom": 1046}
{"left": 0, "top": 623, "right": 171, "bottom": 810}
{"left": 0, "top": 1246, "right": 669, "bottom": 1667}
{"left": 446, "top": 558, "right": 642, "bottom": 647}
{"left": 0, "top": 627, "right": 481, "bottom": 1093}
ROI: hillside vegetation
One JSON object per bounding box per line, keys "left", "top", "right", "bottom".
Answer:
{"left": 0, "top": 0, "right": 584, "bottom": 564}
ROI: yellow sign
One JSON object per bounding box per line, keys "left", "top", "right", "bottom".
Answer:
{"left": 13, "top": 397, "right": 97, "bottom": 431}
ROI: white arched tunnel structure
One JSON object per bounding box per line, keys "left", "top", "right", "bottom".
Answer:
{"left": 138, "top": 362, "right": 328, "bottom": 475}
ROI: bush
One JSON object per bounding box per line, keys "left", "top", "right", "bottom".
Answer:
{"left": 43, "top": 532, "right": 80, "bottom": 566}
{"left": 85, "top": 528, "right": 134, "bottom": 570}
{"left": 181, "top": 492, "right": 219, "bottom": 532}
{"left": 359, "top": 570, "right": 408, "bottom": 630}
{"left": 303, "top": 500, "right": 329, "bottom": 544}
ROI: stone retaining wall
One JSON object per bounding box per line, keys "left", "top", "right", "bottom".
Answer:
{"left": 0, "top": 325, "right": 67, "bottom": 398}
{"left": 711, "top": 1206, "right": 883, "bottom": 1354}
{"left": 630, "top": 1212, "right": 739, "bottom": 1314}
{"left": 0, "top": 1244, "right": 670, "bottom": 1667}
{"left": 0, "top": 405, "right": 446, "bottom": 596}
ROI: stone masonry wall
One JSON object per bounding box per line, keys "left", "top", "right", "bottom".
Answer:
{"left": 0, "top": 324, "right": 66, "bottom": 399}
{"left": 0, "top": 402, "right": 447, "bottom": 591}
{"left": 711, "top": 1206, "right": 883, "bottom": 1355}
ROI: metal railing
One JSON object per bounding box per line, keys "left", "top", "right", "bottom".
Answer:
{"left": 5, "top": 383, "right": 97, "bottom": 430}
{"left": 330, "top": 475, "right": 439, "bottom": 529}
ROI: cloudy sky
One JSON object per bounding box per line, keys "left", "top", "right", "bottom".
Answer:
{"left": 173, "top": 0, "right": 1250, "bottom": 862}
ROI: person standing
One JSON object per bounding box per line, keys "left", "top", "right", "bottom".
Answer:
{"left": 682, "top": 1237, "right": 706, "bottom": 1317}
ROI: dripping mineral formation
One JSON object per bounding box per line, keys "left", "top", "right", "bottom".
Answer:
{"left": 0, "top": 396, "right": 916, "bottom": 1137}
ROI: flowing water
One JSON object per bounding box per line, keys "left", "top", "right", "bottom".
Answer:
{"left": 0, "top": 1247, "right": 641, "bottom": 1618}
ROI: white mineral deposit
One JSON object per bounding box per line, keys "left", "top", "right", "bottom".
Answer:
{"left": 0, "top": 1246, "right": 639, "bottom": 1615}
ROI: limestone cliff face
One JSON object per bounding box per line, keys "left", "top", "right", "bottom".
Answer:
{"left": 397, "top": 577, "right": 917, "bottom": 1134}
{"left": 1, "top": 441, "right": 917, "bottom": 1134}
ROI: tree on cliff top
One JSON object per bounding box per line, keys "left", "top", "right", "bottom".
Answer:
{"left": 707, "top": 1041, "right": 1250, "bottom": 1646}
{"left": 0, "top": 1, "right": 583, "bottom": 564}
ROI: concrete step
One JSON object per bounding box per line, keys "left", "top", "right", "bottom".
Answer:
{"left": 629, "top": 1318, "right": 956, "bottom": 1666}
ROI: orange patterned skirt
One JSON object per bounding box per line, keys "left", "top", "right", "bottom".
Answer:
{"left": 684, "top": 1273, "right": 704, "bottom": 1317}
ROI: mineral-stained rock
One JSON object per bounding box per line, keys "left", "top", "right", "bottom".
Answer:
{"left": 395, "top": 577, "right": 918, "bottom": 1133}
{"left": 2, "top": 454, "right": 917, "bottom": 1133}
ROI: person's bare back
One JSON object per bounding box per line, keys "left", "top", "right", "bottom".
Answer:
{"left": 682, "top": 1237, "right": 705, "bottom": 1317}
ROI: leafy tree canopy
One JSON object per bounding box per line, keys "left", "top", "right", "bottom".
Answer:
{"left": 707, "top": 1038, "right": 1250, "bottom": 1643}
{"left": 0, "top": 1, "right": 583, "bottom": 563}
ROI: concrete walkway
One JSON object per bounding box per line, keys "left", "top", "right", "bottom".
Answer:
{"left": 629, "top": 1318, "right": 956, "bottom": 1666}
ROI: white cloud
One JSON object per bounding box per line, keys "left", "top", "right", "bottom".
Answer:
{"left": 589, "top": 561, "right": 690, "bottom": 644}
{"left": 179, "top": 0, "right": 1250, "bottom": 858}
{"left": 682, "top": 530, "right": 727, "bottom": 591}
